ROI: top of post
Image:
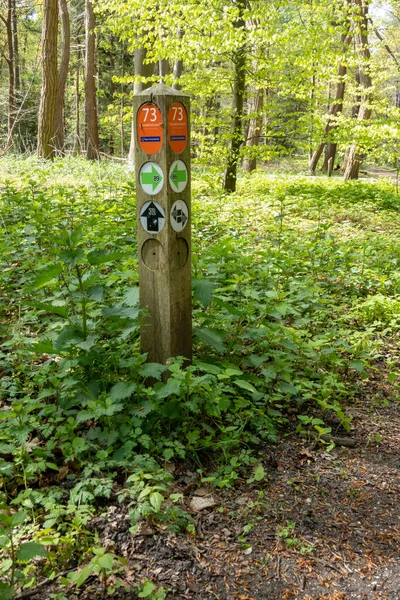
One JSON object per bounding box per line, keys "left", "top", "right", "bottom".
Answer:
{"left": 136, "top": 82, "right": 190, "bottom": 98}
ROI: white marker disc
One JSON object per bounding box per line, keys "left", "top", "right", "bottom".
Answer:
{"left": 140, "top": 201, "right": 165, "bottom": 234}
{"left": 169, "top": 160, "right": 188, "bottom": 193}
{"left": 139, "top": 162, "right": 164, "bottom": 196}
{"left": 170, "top": 200, "right": 189, "bottom": 232}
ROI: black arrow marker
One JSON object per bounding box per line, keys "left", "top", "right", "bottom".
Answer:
{"left": 141, "top": 202, "right": 164, "bottom": 232}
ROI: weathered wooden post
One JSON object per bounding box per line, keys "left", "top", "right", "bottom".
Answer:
{"left": 133, "top": 83, "right": 192, "bottom": 364}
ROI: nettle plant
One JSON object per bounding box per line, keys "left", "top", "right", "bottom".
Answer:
{"left": 0, "top": 507, "right": 47, "bottom": 599}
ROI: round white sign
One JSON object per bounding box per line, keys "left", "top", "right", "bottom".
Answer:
{"left": 169, "top": 160, "right": 188, "bottom": 193}
{"left": 170, "top": 200, "right": 189, "bottom": 232}
{"left": 139, "top": 162, "right": 164, "bottom": 196}
{"left": 140, "top": 201, "right": 166, "bottom": 234}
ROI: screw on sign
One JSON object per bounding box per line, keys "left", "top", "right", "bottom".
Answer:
{"left": 137, "top": 103, "right": 163, "bottom": 154}
{"left": 168, "top": 102, "right": 188, "bottom": 154}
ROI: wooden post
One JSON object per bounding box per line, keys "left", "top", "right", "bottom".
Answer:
{"left": 133, "top": 83, "right": 192, "bottom": 364}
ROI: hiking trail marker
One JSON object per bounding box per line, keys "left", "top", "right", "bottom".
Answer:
{"left": 134, "top": 84, "right": 192, "bottom": 365}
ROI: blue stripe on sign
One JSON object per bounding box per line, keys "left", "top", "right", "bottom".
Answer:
{"left": 141, "top": 136, "right": 161, "bottom": 142}
{"left": 170, "top": 136, "right": 186, "bottom": 141}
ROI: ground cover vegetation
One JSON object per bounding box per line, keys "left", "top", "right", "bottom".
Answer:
{"left": 0, "top": 0, "right": 400, "bottom": 596}
{"left": 0, "top": 157, "right": 400, "bottom": 597}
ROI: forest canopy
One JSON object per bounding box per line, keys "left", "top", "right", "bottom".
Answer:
{"left": 0, "top": 0, "right": 399, "bottom": 186}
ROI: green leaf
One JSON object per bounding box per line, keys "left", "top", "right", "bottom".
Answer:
{"left": 28, "top": 263, "right": 63, "bottom": 289}
{"left": 74, "top": 564, "right": 93, "bottom": 588}
{"left": 139, "top": 363, "right": 168, "bottom": 380}
{"left": 10, "top": 511, "right": 28, "bottom": 527}
{"left": 254, "top": 465, "right": 266, "bottom": 481}
{"left": 156, "top": 378, "right": 181, "bottom": 398}
{"left": 124, "top": 286, "right": 140, "bottom": 306}
{"left": 149, "top": 491, "right": 164, "bottom": 512}
{"left": 234, "top": 379, "right": 257, "bottom": 394}
{"left": 103, "top": 305, "right": 139, "bottom": 320}
{"left": 16, "top": 542, "right": 47, "bottom": 562}
{"left": 88, "top": 286, "right": 104, "bottom": 302}
{"left": 30, "top": 338, "right": 55, "bottom": 354}
{"left": 194, "top": 361, "right": 221, "bottom": 375}
{"left": 350, "top": 360, "right": 365, "bottom": 373}
{"left": 27, "top": 301, "right": 68, "bottom": 317}
{"left": 110, "top": 382, "right": 136, "bottom": 401}
{"left": 192, "top": 279, "right": 216, "bottom": 308}
{"left": 76, "top": 335, "right": 97, "bottom": 351}
{"left": 97, "top": 553, "right": 114, "bottom": 571}
{"left": 194, "top": 327, "right": 226, "bottom": 354}
{"left": 0, "top": 582, "right": 14, "bottom": 600}
{"left": 138, "top": 580, "right": 156, "bottom": 598}
{"left": 87, "top": 249, "right": 122, "bottom": 264}
{"left": 53, "top": 326, "right": 82, "bottom": 352}
{"left": 278, "top": 382, "right": 298, "bottom": 395}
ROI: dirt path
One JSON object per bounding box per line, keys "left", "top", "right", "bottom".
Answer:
{"left": 30, "top": 395, "right": 400, "bottom": 600}
{"left": 65, "top": 396, "right": 398, "bottom": 600}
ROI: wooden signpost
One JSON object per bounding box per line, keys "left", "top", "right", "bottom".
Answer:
{"left": 134, "top": 83, "right": 192, "bottom": 364}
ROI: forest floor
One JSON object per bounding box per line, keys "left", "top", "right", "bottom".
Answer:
{"left": 39, "top": 378, "right": 399, "bottom": 600}
{"left": 2, "top": 160, "right": 400, "bottom": 600}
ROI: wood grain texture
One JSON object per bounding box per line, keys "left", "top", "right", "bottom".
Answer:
{"left": 134, "top": 83, "right": 192, "bottom": 364}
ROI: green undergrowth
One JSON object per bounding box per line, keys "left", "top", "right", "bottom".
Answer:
{"left": 0, "top": 157, "right": 400, "bottom": 595}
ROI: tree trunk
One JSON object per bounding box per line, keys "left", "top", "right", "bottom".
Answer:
{"left": 54, "top": 0, "right": 70, "bottom": 154}
{"left": 158, "top": 58, "right": 170, "bottom": 81}
{"left": 308, "top": 48, "right": 317, "bottom": 163}
{"left": 11, "top": 0, "right": 19, "bottom": 91}
{"left": 309, "top": 19, "right": 352, "bottom": 173}
{"left": 37, "top": 0, "right": 58, "bottom": 159}
{"left": 343, "top": 0, "right": 372, "bottom": 181}
{"left": 120, "top": 42, "right": 125, "bottom": 156}
{"left": 74, "top": 46, "right": 82, "bottom": 154}
{"left": 2, "top": 0, "right": 15, "bottom": 140}
{"left": 127, "top": 45, "right": 155, "bottom": 169}
{"left": 243, "top": 88, "right": 264, "bottom": 172}
{"left": 223, "top": 0, "right": 246, "bottom": 193}
{"left": 172, "top": 28, "right": 184, "bottom": 90}
{"left": 322, "top": 142, "right": 337, "bottom": 171}
{"left": 84, "top": 0, "right": 99, "bottom": 160}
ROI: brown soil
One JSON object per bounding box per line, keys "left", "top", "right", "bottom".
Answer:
{"left": 27, "top": 397, "right": 400, "bottom": 600}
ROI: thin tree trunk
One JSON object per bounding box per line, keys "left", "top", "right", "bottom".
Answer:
{"left": 54, "top": 0, "right": 70, "bottom": 154}
{"left": 223, "top": 0, "right": 246, "bottom": 193}
{"left": 341, "top": 68, "right": 362, "bottom": 173}
{"left": 172, "top": 27, "right": 184, "bottom": 90}
{"left": 37, "top": 0, "right": 58, "bottom": 159}
{"left": 2, "top": 0, "right": 15, "bottom": 139}
{"left": 74, "top": 45, "right": 82, "bottom": 154}
{"left": 85, "top": 0, "right": 99, "bottom": 159}
{"left": 309, "top": 48, "right": 317, "bottom": 163}
{"left": 127, "top": 45, "right": 155, "bottom": 169}
{"left": 243, "top": 88, "right": 264, "bottom": 172}
{"left": 11, "top": 0, "right": 19, "bottom": 91}
{"left": 158, "top": 58, "right": 170, "bottom": 81}
{"left": 322, "top": 142, "right": 338, "bottom": 171}
{"left": 343, "top": 0, "right": 372, "bottom": 181}
{"left": 309, "top": 21, "right": 352, "bottom": 173}
{"left": 120, "top": 41, "right": 125, "bottom": 156}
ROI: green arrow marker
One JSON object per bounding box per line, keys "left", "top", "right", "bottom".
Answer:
{"left": 141, "top": 166, "right": 162, "bottom": 192}
{"left": 170, "top": 163, "right": 187, "bottom": 190}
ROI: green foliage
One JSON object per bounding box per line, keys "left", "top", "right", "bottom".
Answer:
{"left": 65, "top": 546, "right": 128, "bottom": 595}
{"left": 137, "top": 580, "right": 167, "bottom": 599}
{"left": 1, "top": 158, "right": 400, "bottom": 593}
{"left": 0, "top": 506, "right": 47, "bottom": 598}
